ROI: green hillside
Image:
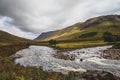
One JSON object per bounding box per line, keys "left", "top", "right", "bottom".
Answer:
{"left": 35, "top": 23, "right": 82, "bottom": 41}
{"left": 57, "top": 21, "right": 120, "bottom": 41}
{"left": 36, "top": 15, "right": 120, "bottom": 41}
{"left": 0, "top": 30, "right": 29, "bottom": 46}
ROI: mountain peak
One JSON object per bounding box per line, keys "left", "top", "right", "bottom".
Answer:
{"left": 81, "top": 15, "right": 120, "bottom": 29}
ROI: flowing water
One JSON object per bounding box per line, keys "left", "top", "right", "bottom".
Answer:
{"left": 13, "top": 45, "right": 120, "bottom": 74}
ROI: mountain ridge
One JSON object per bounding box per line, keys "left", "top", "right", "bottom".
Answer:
{"left": 35, "top": 15, "right": 120, "bottom": 41}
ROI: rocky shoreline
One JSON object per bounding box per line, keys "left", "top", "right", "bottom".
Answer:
{"left": 101, "top": 49, "right": 120, "bottom": 78}
{"left": 73, "top": 70, "right": 120, "bottom": 80}
{"left": 55, "top": 48, "right": 120, "bottom": 79}
{"left": 14, "top": 45, "right": 120, "bottom": 80}
{"left": 102, "top": 49, "right": 120, "bottom": 60}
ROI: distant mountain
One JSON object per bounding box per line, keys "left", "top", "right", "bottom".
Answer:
{"left": 35, "top": 23, "right": 82, "bottom": 41}
{"left": 0, "top": 30, "right": 28, "bottom": 45}
{"left": 35, "top": 15, "right": 120, "bottom": 41}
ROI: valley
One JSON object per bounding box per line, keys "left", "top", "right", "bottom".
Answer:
{"left": 0, "top": 15, "right": 120, "bottom": 80}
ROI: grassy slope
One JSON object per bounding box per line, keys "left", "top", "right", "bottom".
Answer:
{"left": 55, "top": 21, "right": 120, "bottom": 41}
{"left": 36, "top": 15, "right": 120, "bottom": 42}
{"left": 56, "top": 41, "right": 108, "bottom": 49}
{"left": 46, "top": 21, "right": 120, "bottom": 49}
{"left": 38, "top": 23, "right": 82, "bottom": 41}
{"left": 0, "top": 30, "right": 29, "bottom": 46}
{"left": 35, "top": 15, "right": 120, "bottom": 49}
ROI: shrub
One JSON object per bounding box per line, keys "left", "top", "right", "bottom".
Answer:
{"left": 112, "top": 43, "right": 120, "bottom": 49}
{"left": 115, "top": 35, "right": 120, "bottom": 41}
{"left": 103, "top": 32, "right": 117, "bottom": 42}
{"left": 79, "top": 32, "right": 98, "bottom": 38}
{"left": 49, "top": 39, "right": 57, "bottom": 46}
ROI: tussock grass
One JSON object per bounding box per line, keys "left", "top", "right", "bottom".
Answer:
{"left": 56, "top": 41, "right": 108, "bottom": 49}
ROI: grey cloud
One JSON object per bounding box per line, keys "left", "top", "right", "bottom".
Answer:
{"left": 0, "top": 0, "right": 120, "bottom": 39}
{"left": 0, "top": 0, "right": 30, "bottom": 31}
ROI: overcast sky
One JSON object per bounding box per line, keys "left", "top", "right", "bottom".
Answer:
{"left": 0, "top": 0, "right": 120, "bottom": 39}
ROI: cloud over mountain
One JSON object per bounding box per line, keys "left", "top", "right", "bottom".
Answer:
{"left": 0, "top": 0, "right": 120, "bottom": 39}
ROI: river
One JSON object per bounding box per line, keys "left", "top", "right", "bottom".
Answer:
{"left": 13, "top": 45, "right": 120, "bottom": 75}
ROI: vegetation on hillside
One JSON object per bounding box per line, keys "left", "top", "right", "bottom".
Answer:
{"left": 55, "top": 41, "right": 108, "bottom": 49}
{"left": 112, "top": 43, "right": 120, "bottom": 49}
{"left": 103, "top": 32, "right": 120, "bottom": 42}
{"left": 49, "top": 39, "right": 57, "bottom": 46}
{"left": 0, "top": 30, "right": 29, "bottom": 44}
{"left": 79, "top": 32, "right": 98, "bottom": 38}
{"left": 35, "top": 15, "right": 120, "bottom": 41}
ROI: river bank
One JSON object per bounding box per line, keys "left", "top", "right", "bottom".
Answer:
{"left": 13, "top": 45, "right": 120, "bottom": 79}
{"left": 102, "top": 49, "right": 120, "bottom": 60}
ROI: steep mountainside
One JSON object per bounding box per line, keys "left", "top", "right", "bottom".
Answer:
{"left": 35, "top": 15, "right": 120, "bottom": 41}
{"left": 35, "top": 22, "right": 82, "bottom": 40}
{"left": 0, "top": 30, "right": 28, "bottom": 45}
